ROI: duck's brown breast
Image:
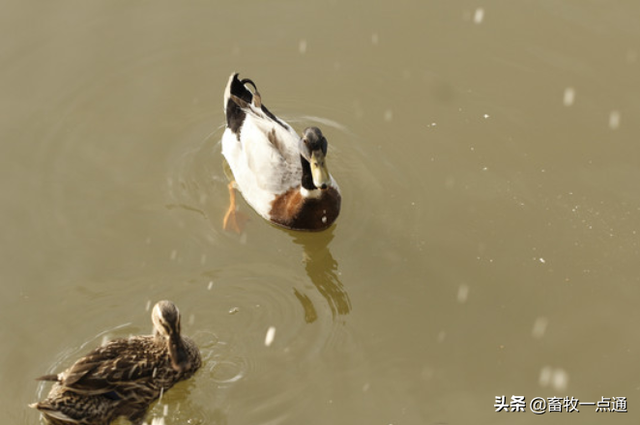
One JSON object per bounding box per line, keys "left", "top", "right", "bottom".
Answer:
{"left": 269, "top": 187, "right": 341, "bottom": 231}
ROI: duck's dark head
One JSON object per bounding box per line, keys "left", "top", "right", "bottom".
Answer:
{"left": 152, "top": 300, "right": 191, "bottom": 372}
{"left": 299, "top": 127, "right": 331, "bottom": 191}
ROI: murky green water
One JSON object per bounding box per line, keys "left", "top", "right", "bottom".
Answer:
{"left": 2, "top": 1, "right": 640, "bottom": 424}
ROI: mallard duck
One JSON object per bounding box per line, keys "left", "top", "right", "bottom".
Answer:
{"left": 30, "top": 300, "right": 201, "bottom": 425}
{"left": 222, "top": 73, "right": 341, "bottom": 232}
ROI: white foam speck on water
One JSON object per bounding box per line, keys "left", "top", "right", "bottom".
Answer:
{"left": 539, "top": 257, "right": 546, "bottom": 264}
{"left": 532, "top": 316, "right": 549, "bottom": 339}
{"left": 170, "top": 249, "right": 177, "bottom": 261}
{"left": 609, "top": 110, "right": 621, "bottom": 130}
{"left": 539, "top": 366, "right": 569, "bottom": 391}
{"left": 473, "top": 8, "right": 485, "bottom": 24}
{"left": 265, "top": 326, "right": 276, "bottom": 347}
{"left": 539, "top": 366, "right": 552, "bottom": 386}
{"left": 457, "top": 284, "right": 469, "bottom": 303}
{"left": 563, "top": 87, "right": 575, "bottom": 106}
{"left": 145, "top": 300, "right": 152, "bottom": 312}
{"left": 383, "top": 109, "right": 393, "bottom": 122}
{"left": 552, "top": 368, "right": 569, "bottom": 391}
{"left": 299, "top": 39, "right": 307, "bottom": 54}
{"left": 371, "top": 33, "right": 379, "bottom": 45}
{"left": 207, "top": 281, "right": 213, "bottom": 290}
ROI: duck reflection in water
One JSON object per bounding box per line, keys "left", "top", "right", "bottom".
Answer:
{"left": 288, "top": 227, "right": 351, "bottom": 322}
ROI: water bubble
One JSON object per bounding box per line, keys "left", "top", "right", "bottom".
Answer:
{"left": 609, "top": 110, "right": 621, "bottom": 130}
{"left": 539, "top": 366, "right": 552, "bottom": 386}
{"left": 265, "top": 326, "right": 276, "bottom": 347}
{"left": 298, "top": 39, "right": 307, "bottom": 54}
{"left": 531, "top": 317, "right": 549, "bottom": 339}
{"left": 563, "top": 87, "right": 575, "bottom": 106}
{"left": 457, "top": 284, "right": 469, "bottom": 303}
{"left": 552, "top": 369, "right": 569, "bottom": 391}
{"left": 539, "top": 366, "right": 569, "bottom": 391}
{"left": 473, "top": 8, "right": 485, "bottom": 24}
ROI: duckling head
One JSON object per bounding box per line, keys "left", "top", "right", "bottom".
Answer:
{"left": 152, "top": 300, "right": 191, "bottom": 372}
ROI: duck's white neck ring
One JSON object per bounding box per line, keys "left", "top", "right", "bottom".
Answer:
{"left": 300, "top": 186, "right": 323, "bottom": 199}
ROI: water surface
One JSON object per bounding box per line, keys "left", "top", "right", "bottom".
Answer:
{"left": 2, "top": 2, "right": 639, "bottom": 425}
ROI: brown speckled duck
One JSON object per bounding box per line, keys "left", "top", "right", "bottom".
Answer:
{"left": 221, "top": 73, "right": 341, "bottom": 232}
{"left": 30, "top": 300, "right": 201, "bottom": 425}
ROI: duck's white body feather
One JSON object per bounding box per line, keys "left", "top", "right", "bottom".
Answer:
{"left": 221, "top": 113, "right": 300, "bottom": 216}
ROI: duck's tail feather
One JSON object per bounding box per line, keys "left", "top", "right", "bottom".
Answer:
{"left": 224, "top": 73, "right": 252, "bottom": 134}
{"left": 223, "top": 73, "right": 289, "bottom": 134}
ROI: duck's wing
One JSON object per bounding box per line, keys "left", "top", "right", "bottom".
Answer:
{"left": 241, "top": 113, "right": 301, "bottom": 191}
{"left": 40, "top": 337, "right": 163, "bottom": 395}
{"left": 30, "top": 386, "right": 118, "bottom": 423}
